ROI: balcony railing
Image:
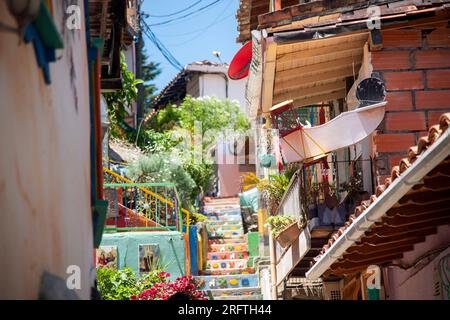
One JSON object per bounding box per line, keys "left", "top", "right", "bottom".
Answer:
{"left": 277, "top": 157, "right": 374, "bottom": 228}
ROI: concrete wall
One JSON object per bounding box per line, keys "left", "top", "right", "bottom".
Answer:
{"left": 0, "top": 2, "right": 93, "bottom": 299}
{"left": 387, "top": 224, "right": 450, "bottom": 300}
{"left": 100, "top": 231, "right": 186, "bottom": 279}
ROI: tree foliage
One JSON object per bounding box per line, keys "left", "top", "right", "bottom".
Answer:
{"left": 103, "top": 52, "right": 143, "bottom": 139}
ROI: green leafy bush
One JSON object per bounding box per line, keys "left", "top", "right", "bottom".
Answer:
{"left": 96, "top": 268, "right": 169, "bottom": 300}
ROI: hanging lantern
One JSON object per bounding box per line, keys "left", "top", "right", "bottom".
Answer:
{"left": 270, "top": 100, "right": 304, "bottom": 137}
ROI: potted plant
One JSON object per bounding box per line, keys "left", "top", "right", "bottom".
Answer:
{"left": 265, "top": 215, "right": 301, "bottom": 248}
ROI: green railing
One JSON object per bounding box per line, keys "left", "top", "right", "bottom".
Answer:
{"left": 103, "top": 169, "right": 185, "bottom": 232}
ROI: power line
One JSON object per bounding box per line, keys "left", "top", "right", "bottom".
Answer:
{"left": 141, "top": 20, "right": 183, "bottom": 71}
{"left": 166, "top": 11, "right": 234, "bottom": 47}
{"left": 148, "top": 0, "right": 203, "bottom": 18}
{"left": 148, "top": 0, "right": 223, "bottom": 27}
{"left": 157, "top": 0, "right": 235, "bottom": 38}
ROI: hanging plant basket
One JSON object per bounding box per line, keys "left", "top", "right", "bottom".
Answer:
{"left": 274, "top": 221, "right": 301, "bottom": 248}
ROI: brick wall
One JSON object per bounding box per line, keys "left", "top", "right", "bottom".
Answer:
{"left": 371, "top": 25, "right": 450, "bottom": 185}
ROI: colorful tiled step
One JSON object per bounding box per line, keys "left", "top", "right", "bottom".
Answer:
{"left": 207, "top": 220, "right": 242, "bottom": 226}
{"left": 210, "top": 243, "right": 248, "bottom": 252}
{"left": 208, "top": 230, "right": 244, "bottom": 238}
{"left": 200, "top": 267, "right": 255, "bottom": 276}
{"left": 207, "top": 215, "right": 242, "bottom": 222}
{"left": 214, "top": 294, "right": 263, "bottom": 300}
{"left": 208, "top": 238, "right": 245, "bottom": 245}
{"left": 206, "top": 259, "right": 248, "bottom": 270}
{"left": 207, "top": 251, "right": 249, "bottom": 260}
{"left": 208, "top": 287, "right": 261, "bottom": 295}
{"left": 194, "top": 274, "right": 258, "bottom": 290}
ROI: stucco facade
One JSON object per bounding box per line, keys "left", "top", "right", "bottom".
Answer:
{"left": 0, "top": 2, "right": 93, "bottom": 299}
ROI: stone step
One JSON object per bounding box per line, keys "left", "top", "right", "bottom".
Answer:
{"left": 200, "top": 267, "right": 255, "bottom": 276}
{"left": 210, "top": 243, "right": 248, "bottom": 252}
{"left": 207, "top": 251, "right": 249, "bottom": 260}
{"left": 206, "top": 259, "right": 248, "bottom": 270}
{"left": 194, "top": 274, "right": 258, "bottom": 290}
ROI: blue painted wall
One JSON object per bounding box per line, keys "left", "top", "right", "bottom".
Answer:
{"left": 183, "top": 225, "right": 199, "bottom": 275}
{"left": 100, "top": 231, "right": 185, "bottom": 280}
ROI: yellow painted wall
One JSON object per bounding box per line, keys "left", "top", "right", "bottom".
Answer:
{"left": 0, "top": 1, "right": 93, "bottom": 299}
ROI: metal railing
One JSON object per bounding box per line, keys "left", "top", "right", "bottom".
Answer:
{"left": 103, "top": 167, "right": 190, "bottom": 233}
{"left": 277, "top": 158, "right": 374, "bottom": 227}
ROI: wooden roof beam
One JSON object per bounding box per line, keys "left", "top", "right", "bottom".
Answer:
{"left": 276, "top": 40, "right": 367, "bottom": 64}
{"left": 330, "top": 253, "right": 404, "bottom": 274}
{"left": 274, "top": 66, "right": 358, "bottom": 94}
{"left": 273, "top": 80, "right": 346, "bottom": 103}
{"left": 276, "top": 55, "right": 363, "bottom": 81}
{"left": 276, "top": 47, "right": 363, "bottom": 71}
{"left": 291, "top": 90, "right": 346, "bottom": 108}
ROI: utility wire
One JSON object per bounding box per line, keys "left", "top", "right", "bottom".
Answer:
{"left": 148, "top": 0, "right": 203, "bottom": 18}
{"left": 158, "top": 0, "right": 234, "bottom": 38}
{"left": 148, "top": 0, "right": 223, "bottom": 27}
{"left": 141, "top": 20, "right": 183, "bottom": 70}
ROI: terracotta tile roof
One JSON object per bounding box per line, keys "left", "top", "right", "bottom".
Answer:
{"left": 311, "top": 112, "right": 450, "bottom": 268}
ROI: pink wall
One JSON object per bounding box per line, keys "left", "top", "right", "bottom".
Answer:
{"left": 386, "top": 224, "right": 450, "bottom": 300}
{"left": 218, "top": 163, "right": 241, "bottom": 197}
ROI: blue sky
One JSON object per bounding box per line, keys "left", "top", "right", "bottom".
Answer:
{"left": 141, "top": 0, "right": 241, "bottom": 93}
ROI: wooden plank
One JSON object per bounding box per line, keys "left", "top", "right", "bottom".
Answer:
{"left": 261, "top": 42, "right": 277, "bottom": 114}
{"left": 277, "top": 41, "right": 366, "bottom": 65}
{"left": 274, "top": 66, "right": 358, "bottom": 94}
{"left": 276, "top": 47, "right": 363, "bottom": 71}
{"left": 99, "top": 0, "right": 108, "bottom": 38}
{"left": 276, "top": 55, "right": 363, "bottom": 81}
{"left": 342, "top": 245, "right": 414, "bottom": 262}
{"left": 274, "top": 80, "right": 346, "bottom": 103}
{"left": 290, "top": 90, "right": 346, "bottom": 108}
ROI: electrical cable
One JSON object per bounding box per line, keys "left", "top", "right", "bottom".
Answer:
{"left": 148, "top": 0, "right": 203, "bottom": 18}
{"left": 148, "top": 0, "right": 223, "bottom": 27}
{"left": 141, "top": 20, "right": 183, "bottom": 70}
{"left": 163, "top": 0, "right": 234, "bottom": 46}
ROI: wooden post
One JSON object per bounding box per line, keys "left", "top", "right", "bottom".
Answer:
{"left": 269, "top": 226, "right": 278, "bottom": 300}
{"left": 261, "top": 42, "right": 277, "bottom": 115}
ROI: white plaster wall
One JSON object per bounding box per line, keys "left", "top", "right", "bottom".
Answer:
{"left": 387, "top": 224, "right": 450, "bottom": 300}
{"left": 0, "top": 2, "right": 93, "bottom": 299}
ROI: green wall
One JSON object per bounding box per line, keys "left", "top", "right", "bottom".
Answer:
{"left": 100, "top": 231, "right": 185, "bottom": 279}
{"left": 247, "top": 232, "right": 260, "bottom": 267}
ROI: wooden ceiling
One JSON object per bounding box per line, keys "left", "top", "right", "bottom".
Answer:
{"left": 272, "top": 32, "right": 368, "bottom": 107}
{"left": 88, "top": 0, "right": 139, "bottom": 90}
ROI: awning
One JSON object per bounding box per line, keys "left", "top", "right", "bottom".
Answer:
{"left": 280, "top": 102, "right": 386, "bottom": 163}
{"left": 306, "top": 113, "right": 450, "bottom": 280}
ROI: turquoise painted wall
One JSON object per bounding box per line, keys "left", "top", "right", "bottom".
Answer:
{"left": 100, "top": 231, "right": 185, "bottom": 280}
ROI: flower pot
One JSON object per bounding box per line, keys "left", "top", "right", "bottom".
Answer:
{"left": 275, "top": 221, "right": 301, "bottom": 248}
